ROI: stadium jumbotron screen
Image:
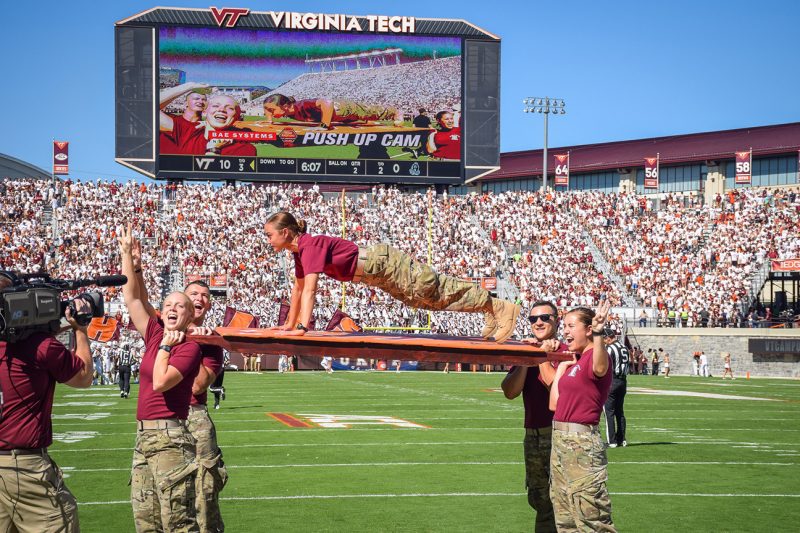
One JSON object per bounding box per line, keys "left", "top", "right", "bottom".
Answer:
{"left": 116, "top": 8, "right": 500, "bottom": 185}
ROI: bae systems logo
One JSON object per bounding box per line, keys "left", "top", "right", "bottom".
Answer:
{"left": 210, "top": 6, "right": 250, "bottom": 28}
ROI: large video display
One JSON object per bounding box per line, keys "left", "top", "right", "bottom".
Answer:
{"left": 158, "top": 26, "right": 463, "bottom": 181}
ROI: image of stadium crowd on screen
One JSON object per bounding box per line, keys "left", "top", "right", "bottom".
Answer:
{"left": 158, "top": 26, "right": 463, "bottom": 163}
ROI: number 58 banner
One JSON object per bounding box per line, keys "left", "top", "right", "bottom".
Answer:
{"left": 735, "top": 150, "right": 752, "bottom": 184}
{"left": 644, "top": 155, "right": 659, "bottom": 189}
{"left": 554, "top": 153, "right": 569, "bottom": 186}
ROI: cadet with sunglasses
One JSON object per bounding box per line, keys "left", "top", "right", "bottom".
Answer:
{"left": 501, "top": 301, "right": 567, "bottom": 532}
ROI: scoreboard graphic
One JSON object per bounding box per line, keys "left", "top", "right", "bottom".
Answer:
{"left": 115, "top": 7, "right": 501, "bottom": 185}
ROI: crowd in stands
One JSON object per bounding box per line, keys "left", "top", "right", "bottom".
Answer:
{"left": 252, "top": 56, "right": 461, "bottom": 119}
{"left": 2, "top": 179, "right": 799, "bottom": 340}
{"left": 577, "top": 188, "right": 800, "bottom": 328}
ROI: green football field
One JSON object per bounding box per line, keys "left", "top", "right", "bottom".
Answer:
{"left": 51, "top": 372, "right": 800, "bottom": 532}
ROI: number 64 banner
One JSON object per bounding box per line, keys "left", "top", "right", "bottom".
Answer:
{"left": 554, "top": 153, "right": 569, "bottom": 186}
{"left": 644, "top": 155, "right": 659, "bottom": 189}
{"left": 735, "top": 150, "right": 752, "bottom": 184}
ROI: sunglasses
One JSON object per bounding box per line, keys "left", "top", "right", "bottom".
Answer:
{"left": 528, "top": 313, "right": 554, "bottom": 324}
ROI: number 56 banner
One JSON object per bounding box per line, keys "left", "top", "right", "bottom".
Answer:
{"left": 644, "top": 155, "right": 659, "bottom": 189}
{"left": 735, "top": 150, "right": 752, "bottom": 184}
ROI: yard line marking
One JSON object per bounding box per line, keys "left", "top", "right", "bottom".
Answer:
{"left": 628, "top": 388, "right": 781, "bottom": 401}
{"left": 61, "top": 460, "right": 798, "bottom": 473}
{"left": 77, "top": 491, "right": 800, "bottom": 505}
{"left": 267, "top": 413, "right": 315, "bottom": 428}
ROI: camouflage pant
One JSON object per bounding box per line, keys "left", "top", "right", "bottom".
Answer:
{"left": 334, "top": 100, "right": 398, "bottom": 122}
{"left": 549, "top": 428, "right": 616, "bottom": 532}
{"left": 362, "top": 244, "right": 490, "bottom": 312}
{"left": 0, "top": 452, "right": 78, "bottom": 532}
{"left": 524, "top": 429, "right": 557, "bottom": 533}
{"left": 130, "top": 426, "right": 199, "bottom": 533}
{"left": 187, "top": 406, "right": 228, "bottom": 533}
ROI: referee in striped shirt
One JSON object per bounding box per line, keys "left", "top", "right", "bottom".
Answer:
{"left": 603, "top": 329, "right": 630, "bottom": 447}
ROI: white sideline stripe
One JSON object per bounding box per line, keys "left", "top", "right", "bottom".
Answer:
{"left": 58, "top": 428, "right": 531, "bottom": 437}
{"left": 78, "top": 491, "right": 800, "bottom": 506}
{"left": 50, "top": 439, "right": 800, "bottom": 453}
{"left": 52, "top": 415, "right": 800, "bottom": 426}
{"left": 62, "top": 460, "right": 798, "bottom": 473}
{"left": 50, "top": 441, "right": 520, "bottom": 452}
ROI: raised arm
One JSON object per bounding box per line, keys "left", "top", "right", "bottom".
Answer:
{"left": 591, "top": 300, "right": 611, "bottom": 378}
{"left": 160, "top": 82, "right": 209, "bottom": 109}
{"left": 132, "top": 238, "right": 157, "bottom": 319}
{"left": 118, "top": 223, "right": 151, "bottom": 338}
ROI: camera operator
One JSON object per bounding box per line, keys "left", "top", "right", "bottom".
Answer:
{"left": 0, "top": 273, "right": 94, "bottom": 532}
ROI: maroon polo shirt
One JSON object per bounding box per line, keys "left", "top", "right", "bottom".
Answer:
{"left": 293, "top": 233, "right": 359, "bottom": 282}
{"left": 191, "top": 344, "right": 224, "bottom": 406}
{"left": 137, "top": 317, "right": 202, "bottom": 420}
{"left": 508, "top": 342, "right": 568, "bottom": 429}
{"left": 554, "top": 348, "right": 612, "bottom": 426}
{"left": 0, "top": 334, "right": 84, "bottom": 449}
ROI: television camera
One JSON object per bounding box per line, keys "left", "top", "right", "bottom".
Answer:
{"left": 0, "top": 271, "right": 127, "bottom": 342}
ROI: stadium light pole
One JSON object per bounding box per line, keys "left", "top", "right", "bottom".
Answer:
{"left": 523, "top": 97, "right": 566, "bottom": 191}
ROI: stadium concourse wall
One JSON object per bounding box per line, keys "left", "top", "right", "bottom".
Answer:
{"left": 630, "top": 327, "right": 800, "bottom": 378}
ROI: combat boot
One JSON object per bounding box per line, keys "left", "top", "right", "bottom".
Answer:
{"left": 492, "top": 298, "right": 521, "bottom": 343}
{"left": 481, "top": 311, "right": 498, "bottom": 339}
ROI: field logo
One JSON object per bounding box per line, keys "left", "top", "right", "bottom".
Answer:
{"left": 210, "top": 7, "right": 250, "bottom": 28}
{"left": 298, "top": 414, "right": 428, "bottom": 429}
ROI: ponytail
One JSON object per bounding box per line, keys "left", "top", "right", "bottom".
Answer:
{"left": 267, "top": 211, "right": 307, "bottom": 235}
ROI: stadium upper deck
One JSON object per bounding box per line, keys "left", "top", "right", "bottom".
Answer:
{"left": 475, "top": 122, "right": 800, "bottom": 200}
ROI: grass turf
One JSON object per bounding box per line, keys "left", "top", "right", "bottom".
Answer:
{"left": 50, "top": 373, "right": 800, "bottom": 532}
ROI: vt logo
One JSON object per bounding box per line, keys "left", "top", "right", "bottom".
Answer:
{"left": 210, "top": 7, "right": 250, "bottom": 28}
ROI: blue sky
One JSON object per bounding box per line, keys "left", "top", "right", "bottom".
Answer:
{"left": 2, "top": 0, "right": 798, "bottom": 181}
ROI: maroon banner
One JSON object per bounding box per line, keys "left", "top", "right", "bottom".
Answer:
{"left": 735, "top": 150, "right": 752, "bottom": 184}
{"left": 644, "top": 156, "right": 659, "bottom": 189}
{"left": 223, "top": 306, "right": 260, "bottom": 328}
{"left": 554, "top": 153, "right": 569, "bottom": 187}
{"left": 325, "top": 309, "right": 363, "bottom": 332}
{"left": 53, "top": 141, "right": 69, "bottom": 174}
{"left": 87, "top": 316, "right": 120, "bottom": 343}
{"left": 771, "top": 258, "right": 800, "bottom": 272}
{"left": 277, "top": 302, "right": 316, "bottom": 330}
